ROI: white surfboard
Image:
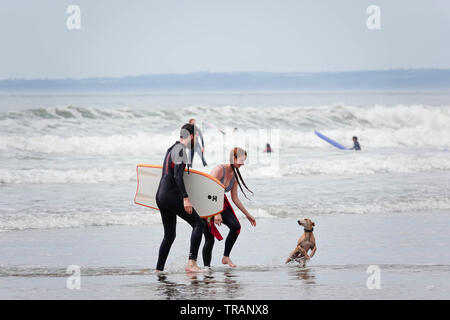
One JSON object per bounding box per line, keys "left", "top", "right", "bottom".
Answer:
{"left": 134, "top": 164, "right": 225, "bottom": 218}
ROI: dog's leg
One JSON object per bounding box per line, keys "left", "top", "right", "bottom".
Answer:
{"left": 299, "top": 247, "right": 310, "bottom": 260}
{"left": 310, "top": 246, "right": 317, "bottom": 258}
{"left": 285, "top": 247, "right": 300, "bottom": 264}
{"left": 299, "top": 259, "right": 306, "bottom": 267}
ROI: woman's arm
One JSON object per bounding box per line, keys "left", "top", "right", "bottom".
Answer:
{"left": 230, "top": 182, "right": 256, "bottom": 226}
{"left": 173, "top": 146, "right": 192, "bottom": 214}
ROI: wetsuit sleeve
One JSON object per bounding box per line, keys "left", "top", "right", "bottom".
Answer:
{"left": 173, "top": 148, "right": 189, "bottom": 198}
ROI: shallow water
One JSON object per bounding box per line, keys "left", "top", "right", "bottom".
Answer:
{"left": 0, "top": 91, "right": 449, "bottom": 299}
{"left": 0, "top": 213, "right": 449, "bottom": 299}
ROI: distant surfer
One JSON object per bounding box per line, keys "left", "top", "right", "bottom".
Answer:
{"left": 202, "top": 147, "right": 256, "bottom": 268}
{"left": 188, "top": 118, "right": 208, "bottom": 167}
{"left": 263, "top": 143, "right": 273, "bottom": 153}
{"left": 350, "top": 136, "right": 361, "bottom": 151}
{"left": 155, "top": 123, "right": 205, "bottom": 273}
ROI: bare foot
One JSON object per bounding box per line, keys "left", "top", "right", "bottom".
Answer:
{"left": 185, "top": 260, "right": 204, "bottom": 272}
{"left": 222, "top": 256, "right": 237, "bottom": 268}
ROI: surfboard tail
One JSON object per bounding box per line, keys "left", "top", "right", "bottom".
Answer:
{"left": 134, "top": 164, "right": 225, "bottom": 218}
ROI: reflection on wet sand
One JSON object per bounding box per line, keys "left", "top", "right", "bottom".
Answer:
{"left": 289, "top": 266, "right": 316, "bottom": 285}
{"left": 156, "top": 273, "right": 184, "bottom": 299}
{"left": 156, "top": 270, "right": 243, "bottom": 300}
{"left": 223, "top": 270, "right": 241, "bottom": 299}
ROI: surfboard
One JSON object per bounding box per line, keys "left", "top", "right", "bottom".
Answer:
{"left": 202, "top": 120, "right": 226, "bottom": 135}
{"left": 314, "top": 131, "right": 349, "bottom": 150}
{"left": 134, "top": 164, "right": 225, "bottom": 218}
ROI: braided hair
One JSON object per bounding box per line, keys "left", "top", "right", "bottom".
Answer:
{"left": 229, "top": 147, "right": 253, "bottom": 200}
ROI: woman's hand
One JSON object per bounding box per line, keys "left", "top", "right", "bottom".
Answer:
{"left": 214, "top": 214, "right": 223, "bottom": 226}
{"left": 183, "top": 197, "right": 193, "bottom": 214}
{"left": 246, "top": 214, "right": 256, "bottom": 227}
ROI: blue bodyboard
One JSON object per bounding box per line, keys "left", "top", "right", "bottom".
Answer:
{"left": 314, "top": 131, "right": 349, "bottom": 150}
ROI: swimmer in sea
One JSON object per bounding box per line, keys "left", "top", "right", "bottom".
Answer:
{"left": 350, "top": 136, "right": 361, "bottom": 151}
{"left": 188, "top": 118, "right": 207, "bottom": 167}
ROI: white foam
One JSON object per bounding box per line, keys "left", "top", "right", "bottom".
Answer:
{"left": 0, "top": 168, "right": 135, "bottom": 184}
{"left": 1, "top": 151, "right": 449, "bottom": 184}
{"left": 0, "top": 209, "right": 161, "bottom": 232}
{"left": 0, "top": 134, "right": 173, "bottom": 156}
{"left": 278, "top": 153, "right": 450, "bottom": 176}
{"left": 1, "top": 104, "right": 450, "bottom": 154}
{"left": 260, "top": 198, "right": 450, "bottom": 216}
{"left": 2, "top": 198, "right": 448, "bottom": 232}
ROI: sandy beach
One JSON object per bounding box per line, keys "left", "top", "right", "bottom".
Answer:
{"left": 1, "top": 211, "right": 449, "bottom": 300}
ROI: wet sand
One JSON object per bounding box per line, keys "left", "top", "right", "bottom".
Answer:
{"left": 1, "top": 211, "right": 449, "bottom": 299}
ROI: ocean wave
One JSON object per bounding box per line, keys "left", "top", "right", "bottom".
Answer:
{"left": 0, "top": 209, "right": 160, "bottom": 232}
{"left": 0, "top": 106, "right": 160, "bottom": 120}
{"left": 1, "top": 104, "right": 449, "bottom": 130}
{"left": 0, "top": 133, "right": 174, "bottom": 156}
{"left": 260, "top": 199, "right": 450, "bottom": 217}
{"left": 277, "top": 154, "right": 450, "bottom": 176}
{"left": 0, "top": 127, "right": 449, "bottom": 158}
{"left": 1, "top": 154, "right": 449, "bottom": 184}
{"left": 1, "top": 105, "right": 449, "bottom": 154}
{"left": 0, "top": 168, "right": 135, "bottom": 184}
{"left": 1, "top": 199, "right": 448, "bottom": 232}
{"left": 0, "top": 205, "right": 276, "bottom": 232}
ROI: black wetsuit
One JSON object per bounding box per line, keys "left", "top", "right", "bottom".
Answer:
{"left": 155, "top": 141, "right": 204, "bottom": 271}
{"left": 351, "top": 141, "right": 361, "bottom": 151}
{"left": 202, "top": 166, "right": 241, "bottom": 267}
{"left": 202, "top": 198, "right": 241, "bottom": 267}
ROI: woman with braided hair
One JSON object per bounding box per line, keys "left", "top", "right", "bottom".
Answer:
{"left": 202, "top": 147, "right": 256, "bottom": 268}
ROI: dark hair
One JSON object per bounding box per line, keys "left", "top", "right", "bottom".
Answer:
{"left": 180, "top": 123, "right": 195, "bottom": 139}
{"left": 229, "top": 147, "right": 253, "bottom": 200}
{"left": 353, "top": 136, "right": 358, "bottom": 140}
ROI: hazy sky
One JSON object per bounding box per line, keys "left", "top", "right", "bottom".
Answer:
{"left": 1, "top": 0, "right": 449, "bottom": 79}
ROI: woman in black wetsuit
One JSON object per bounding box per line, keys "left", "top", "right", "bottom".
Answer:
{"left": 202, "top": 147, "right": 256, "bottom": 268}
{"left": 155, "top": 123, "right": 204, "bottom": 273}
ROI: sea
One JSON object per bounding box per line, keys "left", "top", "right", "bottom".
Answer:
{"left": 0, "top": 91, "right": 449, "bottom": 299}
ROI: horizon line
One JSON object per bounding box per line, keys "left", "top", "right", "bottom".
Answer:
{"left": 1, "top": 67, "right": 449, "bottom": 82}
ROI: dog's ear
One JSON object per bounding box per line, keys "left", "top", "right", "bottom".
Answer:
{"left": 312, "top": 221, "right": 315, "bottom": 226}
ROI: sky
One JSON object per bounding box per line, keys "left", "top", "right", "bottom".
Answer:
{"left": 0, "top": 0, "right": 449, "bottom": 79}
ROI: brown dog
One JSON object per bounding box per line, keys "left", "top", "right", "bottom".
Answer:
{"left": 285, "top": 219, "right": 317, "bottom": 266}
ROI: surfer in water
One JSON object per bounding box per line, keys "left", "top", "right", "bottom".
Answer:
{"left": 263, "top": 143, "right": 273, "bottom": 153}
{"left": 155, "top": 123, "right": 205, "bottom": 273}
{"left": 188, "top": 118, "right": 207, "bottom": 167}
{"left": 202, "top": 147, "right": 256, "bottom": 268}
{"left": 350, "top": 136, "right": 361, "bottom": 151}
